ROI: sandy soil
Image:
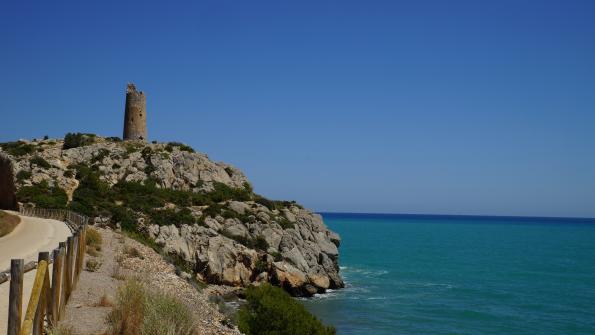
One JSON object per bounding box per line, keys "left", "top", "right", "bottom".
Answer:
{"left": 0, "top": 211, "right": 20, "bottom": 237}
{"left": 0, "top": 212, "right": 71, "bottom": 333}
{"left": 59, "top": 227, "right": 240, "bottom": 335}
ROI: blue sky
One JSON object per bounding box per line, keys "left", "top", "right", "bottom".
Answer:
{"left": 1, "top": 0, "right": 594, "bottom": 217}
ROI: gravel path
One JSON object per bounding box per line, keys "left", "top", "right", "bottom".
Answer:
{"left": 59, "top": 227, "right": 241, "bottom": 335}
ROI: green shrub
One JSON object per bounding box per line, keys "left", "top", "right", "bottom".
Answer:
{"left": 124, "top": 142, "right": 142, "bottom": 154}
{"left": 63, "top": 133, "right": 95, "bottom": 149}
{"left": 0, "top": 141, "right": 35, "bottom": 156}
{"left": 238, "top": 284, "right": 335, "bottom": 335}
{"left": 253, "top": 235, "right": 269, "bottom": 250}
{"left": 30, "top": 155, "right": 51, "bottom": 169}
{"left": 271, "top": 251, "right": 283, "bottom": 262}
{"left": 16, "top": 181, "right": 68, "bottom": 209}
{"left": 254, "top": 195, "right": 303, "bottom": 211}
{"left": 210, "top": 182, "right": 251, "bottom": 203}
{"left": 254, "top": 259, "right": 268, "bottom": 273}
{"left": 219, "top": 230, "right": 269, "bottom": 251}
{"left": 277, "top": 217, "right": 295, "bottom": 230}
{"left": 254, "top": 194, "right": 275, "bottom": 210}
{"left": 149, "top": 208, "right": 195, "bottom": 227}
{"left": 165, "top": 142, "right": 195, "bottom": 153}
{"left": 91, "top": 148, "right": 110, "bottom": 164}
{"left": 16, "top": 170, "right": 32, "bottom": 182}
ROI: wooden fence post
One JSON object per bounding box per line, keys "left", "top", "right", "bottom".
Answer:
{"left": 72, "top": 229, "right": 79, "bottom": 288}
{"left": 59, "top": 242, "right": 67, "bottom": 317}
{"left": 33, "top": 252, "right": 50, "bottom": 335}
{"left": 66, "top": 236, "right": 74, "bottom": 299}
{"left": 51, "top": 248, "right": 62, "bottom": 325}
{"left": 7, "top": 259, "right": 24, "bottom": 335}
{"left": 21, "top": 261, "right": 48, "bottom": 335}
{"left": 77, "top": 225, "right": 86, "bottom": 279}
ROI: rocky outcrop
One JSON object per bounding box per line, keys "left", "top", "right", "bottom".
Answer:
{"left": 1, "top": 136, "right": 343, "bottom": 296}
{"left": 4, "top": 138, "right": 248, "bottom": 193}
{"left": 147, "top": 204, "right": 343, "bottom": 296}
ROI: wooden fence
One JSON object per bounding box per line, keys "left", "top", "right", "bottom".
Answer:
{"left": 5, "top": 208, "right": 88, "bottom": 335}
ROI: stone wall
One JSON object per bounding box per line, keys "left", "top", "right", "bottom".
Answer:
{"left": 0, "top": 154, "right": 17, "bottom": 210}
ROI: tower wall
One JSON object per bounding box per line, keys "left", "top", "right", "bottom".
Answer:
{"left": 123, "top": 83, "right": 147, "bottom": 141}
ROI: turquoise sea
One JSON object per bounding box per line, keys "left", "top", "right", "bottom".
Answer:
{"left": 303, "top": 213, "right": 595, "bottom": 335}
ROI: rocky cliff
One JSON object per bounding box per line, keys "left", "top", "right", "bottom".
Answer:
{"left": 0, "top": 135, "right": 343, "bottom": 296}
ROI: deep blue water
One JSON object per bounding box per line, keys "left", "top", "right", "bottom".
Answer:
{"left": 302, "top": 213, "right": 595, "bottom": 335}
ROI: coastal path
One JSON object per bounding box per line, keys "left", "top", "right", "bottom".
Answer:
{"left": 0, "top": 208, "right": 88, "bottom": 334}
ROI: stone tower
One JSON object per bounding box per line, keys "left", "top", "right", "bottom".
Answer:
{"left": 123, "top": 83, "right": 147, "bottom": 141}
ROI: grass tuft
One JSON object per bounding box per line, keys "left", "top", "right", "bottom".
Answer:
{"left": 106, "top": 279, "right": 196, "bottom": 335}
{"left": 85, "top": 259, "right": 101, "bottom": 272}
{"left": 95, "top": 294, "right": 114, "bottom": 307}
{"left": 86, "top": 228, "right": 103, "bottom": 248}
{"left": 123, "top": 245, "right": 143, "bottom": 259}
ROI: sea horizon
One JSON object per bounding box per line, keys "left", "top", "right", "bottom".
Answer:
{"left": 318, "top": 211, "right": 595, "bottom": 222}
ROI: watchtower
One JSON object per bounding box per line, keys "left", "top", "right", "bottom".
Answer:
{"left": 123, "top": 83, "right": 147, "bottom": 141}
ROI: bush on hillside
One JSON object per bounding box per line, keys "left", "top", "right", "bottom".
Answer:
{"left": 16, "top": 170, "right": 32, "bottom": 182}
{"left": 0, "top": 141, "right": 35, "bottom": 156}
{"left": 63, "top": 133, "right": 95, "bottom": 149}
{"left": 149, "top": 208, "right": 196, "bottom": 227}
{"left": 30, "top": 155, "right": 51, "bottom": 169}
{"left": 16, "top": 180, "right": 68, "bottom": 209}
{"left": 165, "top": 142, "right": 195, "bottom": 153}
{"left": 238, "top": 284, "right": 336, "bottom": 335}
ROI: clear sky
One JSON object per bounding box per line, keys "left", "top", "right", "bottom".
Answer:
{"left": 1, "top": 0, "right": 594, "bottom": 218}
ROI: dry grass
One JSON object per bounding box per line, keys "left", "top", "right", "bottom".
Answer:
{"left": 86, "top": 258, "right": 101, "bottom": 272}
{"left": 0, "top": 210, "right": 20, "bottom": 237}
{"left": 111, "top": 261, "right": 125, "bottom": 281}
{"left": 86, "top": 227, "right": 103, "bottom": 248}
{"left": 123, "top": 245, "right": 143, "bottom": 259}
{"left": 86, "top": 246, "right": 100, "bottom": 257}
{"left": 47, "top": 325, "right": 74, "bottom": 335}
{"left": 95, "top": 294, "right": 114, "bottom": 307}
{"left": 106, "top": 279, "right": 196, "bottom": 335}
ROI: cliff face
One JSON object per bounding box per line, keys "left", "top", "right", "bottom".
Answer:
{"left": 0, "top": 136, "right": 343, "bottom": 296}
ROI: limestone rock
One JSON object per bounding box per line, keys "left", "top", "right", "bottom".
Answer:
{"left": 2, "top": 136, "right": 344, "bottom": 296}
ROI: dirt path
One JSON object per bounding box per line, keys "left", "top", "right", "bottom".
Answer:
{"left": 59, "top": 227, "right": 240, "bottom": 335}
{"left": 0, "top": 212, "right": 71, "bottom": 334}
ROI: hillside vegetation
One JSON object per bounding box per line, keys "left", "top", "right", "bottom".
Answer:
{"left": 1, "top": 134, "right": 343, "bottom": 297}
